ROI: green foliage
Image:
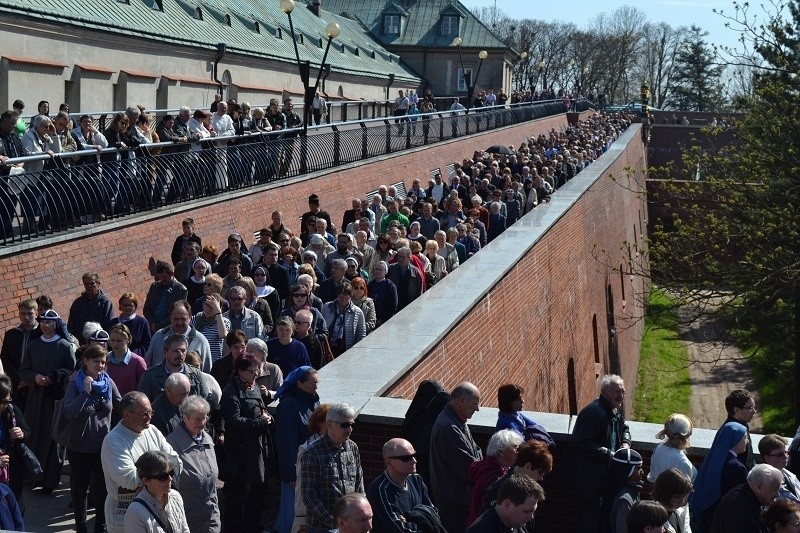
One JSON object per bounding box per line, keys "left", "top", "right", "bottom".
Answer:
{"left": 649, "top": 4, "right": 800, "bottom": 422}
{"left": 634, "top": 289, "right": 692, "bottom": 423}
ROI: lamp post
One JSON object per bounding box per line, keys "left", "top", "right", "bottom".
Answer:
{"left": 518, "top": 51, "right": 528, "bottom": 92}
{"left": 280, "top": 0, "right": 341, "bottom": 136}
{"left": 533, "top": 60, "right": 545, "bottom": 95}
{"left": 451, "top": 37, "right": 487, "bottom": 113}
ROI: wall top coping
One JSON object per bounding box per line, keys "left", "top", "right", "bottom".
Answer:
{"left": 316, "top": 124, "right": 642, "bottom": 413}
{"left": 356, "top": 395, "right": 772, "bottom": 459}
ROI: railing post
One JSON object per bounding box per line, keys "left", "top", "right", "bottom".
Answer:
{"left": 300, "top": 136, "right": 308, "bottom": 174}
{"left": 342, "top": 103, "right": 348, "bottom": 123}
{"left": 384, "top": 119, "right": 392, "bottom": 154}
{"left": 332, "top": 125, "right": 340, "bottom": 166}
{"left": 439, "top": 113, "right": 445, "bottom": 141}
{"left": 360, "top": 122, "right": 368, "bottom": 159}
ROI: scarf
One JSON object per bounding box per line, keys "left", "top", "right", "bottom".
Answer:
{"left": 75, "top": 368, "right": 111, "bottom": 403}
{"left": 274, "top": 366, "right": 313, "bottom": 400}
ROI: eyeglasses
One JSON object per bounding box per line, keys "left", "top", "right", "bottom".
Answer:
{"left": 293, "top": 293, "right": 308, "bottom": 298}
{"left": 388, "top": 453, "right": 416, "bottom": 462}
{"left": 134, "top": 410, "right": 154, "bottom": 417}
{"left": 150, "top": 470, "right": 174, "bottom": 482}
{"left": 333, "top": 421, "right": 356, "bottom": 429}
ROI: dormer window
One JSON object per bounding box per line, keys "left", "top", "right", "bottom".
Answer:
{"left": 253, "top": 21, "right": 260, "bottom": 33}
{"left": 194, "top": 7, "right": 203, "bottom": 20}
{"left": 441, "top": 15, "right": 458, "bottom": 36}
{"left": 223, "top": 14, "right": 231, "bottom": 26}
{"left": 383, "top": 14, "right": 400, "bottom": 36}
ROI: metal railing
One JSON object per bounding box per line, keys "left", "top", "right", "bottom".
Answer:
{"left": 1, "top": 100, "right": 592, "bottom": 246}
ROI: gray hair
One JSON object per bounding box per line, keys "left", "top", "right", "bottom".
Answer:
{"left": 599, "top": 374, "right": 624, "bottom": 393}
{"left": 179, "top": 106, "right": 191, "bottom": 114}
{"left": 327, "top": 403, "right": 356, "bottom": 422}
{"left": 124, "top": 106, "right": 141, "bottom": 120}
{"left": 179, "top": 395, "right": 210, "bottom": 418}
{"left": 32, "top": 115, "right": 52, "bottom": 129}
{"left": 227, "top": 285, "right": 246, "bottom": 299}
{"left": 246, "top": 337, "right": 268, "bottom": 358}
{"left": 487, "top": 429, "right": 524, "bottom": 457}
{"left": 119, "top": 391, "right": 148, "bottom": 413}
{"left": 164, "top": 372, "right": 190, "bottom": 392}
{"left": 395, "top": 247, "right": 411, "bottom": 259}
{"left": 747, "top": 463, "right": 783, "bottom": 488}
{"left": 82, "top": 321, "right": 102, "bottom": 341}
{"left": 302, "top": 250, "right": 318, "bottom": 262}
{"left": 331, "top": 258, "right": 347, "bottom": 270}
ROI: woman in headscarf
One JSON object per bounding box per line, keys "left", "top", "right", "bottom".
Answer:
{"left": 19, "top": 309, "right": 76, "bottom": 493}
{"left": 689, "top": 421, "right": 749, "bottom": 532}
{"left": 274, "top": 367, "right": 320, "bottom": 533}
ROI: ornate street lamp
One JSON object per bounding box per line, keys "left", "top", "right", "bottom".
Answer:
{"left": 280, "top": 0, "right": 341, "bottom": 136}
{"left": 451, "top": 38, "right": 487, "bottom": 113}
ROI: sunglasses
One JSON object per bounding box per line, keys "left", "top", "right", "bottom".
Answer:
{"left": 293, "top": 293, "right": 308, "bottom": 298}
{"left": 388, "top": 453, "right": 416, "bottom": 462}
{"left": 150, "top": 470, "right": 174, "bottom": 481}
{"left": 334, "top": 421, "right": 356, "bottom": 429}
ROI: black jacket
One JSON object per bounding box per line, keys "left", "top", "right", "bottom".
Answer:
{"left": 565, "top": 396, "right": 631, "bottom": 497}
{"left": 220, "top": 378, "right": 272, "bottom": 483}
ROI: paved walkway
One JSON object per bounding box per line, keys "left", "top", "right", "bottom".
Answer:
{"left": 678, "top": 305, "right": 764, "bottom": 432}
{"left": 21, "top": 470, "right": 94, "bottom": 533}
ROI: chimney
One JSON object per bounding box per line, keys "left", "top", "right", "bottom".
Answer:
{"left": 309, "top": 0, "right": 321, "bottom": 16}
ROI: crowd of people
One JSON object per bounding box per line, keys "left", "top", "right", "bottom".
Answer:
{"left": 0, "top": 109, "right": 691, "bottom": 532}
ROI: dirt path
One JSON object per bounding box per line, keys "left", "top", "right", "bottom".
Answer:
{"left": 676, "top": 306, "right": 764, "bottom": 432}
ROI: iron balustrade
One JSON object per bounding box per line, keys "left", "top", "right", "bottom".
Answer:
{"left": 1, "top": 100, "right": 590, "bottom": 246}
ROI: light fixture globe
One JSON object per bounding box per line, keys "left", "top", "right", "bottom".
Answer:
{"left": 539, "top": 60, "right": 546, "bottom": 69}
{"left": 325, "top": 21, "right": 341, "bottom": 38}
{"left": 478, "top": 50, "right": 488, "bottom": 60}
{"left": 280, "top": 0, "right": 295, "bottom": 14}
{"left": 520, "top": 51, "right": 528, "bottom": 60}
{"left": 452, "top": 37, "right": 463, "bottom": 47}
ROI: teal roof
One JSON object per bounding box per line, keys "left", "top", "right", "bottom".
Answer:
{"left": 0, "top": 0, "right": 421, "bottom": 84}
{"left": 321, "top": 0, "right": 507, "bottom": 49}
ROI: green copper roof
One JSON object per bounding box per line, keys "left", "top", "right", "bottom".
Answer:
{"left": 0, "top": 0, "right": 421, "bottom": 83}
{"left": 321, "top": 0, "right": 507, "bottom": 49}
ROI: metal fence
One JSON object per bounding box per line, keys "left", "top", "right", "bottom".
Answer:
{"left": 1, "top": 100, "right": 588, "bottom": 246}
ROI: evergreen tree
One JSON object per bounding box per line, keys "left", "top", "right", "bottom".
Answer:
{"left": 669, "top": 25, "right": 725, "bottom": 111}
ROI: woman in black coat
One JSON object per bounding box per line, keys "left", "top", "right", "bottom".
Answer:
{"left": 220, "top": 353, "right": 274, "bottom": 533}
{"left": 0, "top": 374, "right": 31, "bottom": 510}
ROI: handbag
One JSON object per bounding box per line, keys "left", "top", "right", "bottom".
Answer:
{"left": 18, "top": 443, "right": 42, "bottom": 483}
{"left": 51, "top": 392, "right": 91, "bottom": 448}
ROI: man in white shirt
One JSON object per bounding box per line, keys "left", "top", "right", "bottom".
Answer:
{"left": 101, "top": 391, "right": 182, "bottom": 533}
{"left": 312, "top": 91, "right": 327, "bottom": 125}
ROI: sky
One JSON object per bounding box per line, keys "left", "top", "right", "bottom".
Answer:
{"left": 459, "top": 0, "right": 752, "bottom": 54}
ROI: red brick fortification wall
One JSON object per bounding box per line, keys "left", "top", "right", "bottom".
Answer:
{"left": 385, "top": 129, "right": 649, "bottom": 414}
{"left": 0, "top": 112, "right": 589, "bottom": 336}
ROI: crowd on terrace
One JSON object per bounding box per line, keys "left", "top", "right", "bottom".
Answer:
{"left": 0, "top": 89, "right": 584, "bottom": 239}
{"left": 7, "top": 109, "right": 789, "bottom": 533}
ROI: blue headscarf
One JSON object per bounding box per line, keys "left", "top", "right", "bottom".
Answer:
{"left": 273, "top": 366, "right": 313, "bottom": 400}
{"left": 689, "top": 421, "right": 747, "bottom": 516}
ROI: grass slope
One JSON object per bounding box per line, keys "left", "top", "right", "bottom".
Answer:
{"left": 634, "top": 289, "right": 692, "bottom": 423}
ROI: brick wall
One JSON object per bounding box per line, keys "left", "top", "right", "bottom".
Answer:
{"left": 0, "top": 113, "right": 584, "bottom": 339}
{"left": 385, "top": 131, "right": 649, "bottom": 413}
